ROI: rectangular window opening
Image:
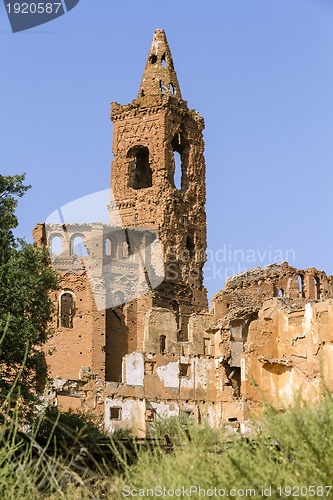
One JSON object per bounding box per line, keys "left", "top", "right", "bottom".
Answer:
{"left": 110, "top": 407, "right": 122, "bottom": 421}
{"left": 179, "top": 363, "right": 190, "bottom": 378}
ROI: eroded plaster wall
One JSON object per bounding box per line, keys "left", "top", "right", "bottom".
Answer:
{"left": 50, "top": 348, "right": 243, "bottom": 436}
{"left": 243, "top": 298, "right": 333, "bottom": 407}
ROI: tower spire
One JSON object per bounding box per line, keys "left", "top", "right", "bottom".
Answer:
{"left": 138, "top": 29, "right": 182, "bottom": 100}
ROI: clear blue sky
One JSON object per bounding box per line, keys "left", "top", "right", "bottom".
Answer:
{"left": 1, "top": 0, "right": 333, "bottom": 301}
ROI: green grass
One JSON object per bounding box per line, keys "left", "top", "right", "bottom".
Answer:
{"left": 112, "top": 395, "right": 333, "bottom": 498}
{"left": 1, "top": 393, "right": 333, "bottom": 498}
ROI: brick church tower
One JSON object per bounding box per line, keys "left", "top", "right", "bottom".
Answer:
{"left": 109, "top": 29, "right": 208, "bottom": 353}
{"left": 34, "top": 29, "right": 209, "bottom": 385}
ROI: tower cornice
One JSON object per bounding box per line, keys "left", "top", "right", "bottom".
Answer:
{"left": 110, "top": 99, "right": 205, "bottom": 130}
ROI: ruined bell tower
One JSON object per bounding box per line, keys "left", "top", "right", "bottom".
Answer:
{"left": 32, "top": 29, "right": 333, "bottom": 429}
{"left": 110, "top": 30, "right": 208, "bottom": 336}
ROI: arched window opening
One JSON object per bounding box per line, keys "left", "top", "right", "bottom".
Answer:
{"left": 51, "top": 236, "right": 63, "bottom": 255}
{"left": 278, "top": 288, "right": 284, "bottom": 297}
{"left": 314, "top": 277, "right": 320, "bottom": 300}
{"left": 128, "top": 146, "right": 152, "bottom": 189}
{"left": 105, "top": 238, "right": 112, "bottom": 256}
{"left": 72, "top": 236, "right": 88, "bottom": 257}
{"left": 161, "top": 53, "right": 166, "bottom": 67}
{"left": 149, "top": 54, "right": 157, "bottom": 64}
{"left": 186, "top": 235, "right": 195, "bottom": 260}
{"left": 105, "top": 236, "right": 117, "bottom": 259}
{"left": 172, "top": 134, "right": 187, "bottom": 191}
{"left": 59, "top": 292, "right": 75, "bottom": 328}
{"left": 159, "top": 80, "right": 166, "bottom": 93}
{"left": 169, "top": 83, "right": 175, "bottom": 95}
{"left": 298, "top": 274, "right": 305, "bottom": 298}
{"left": 160, "top": 335, "right": 166, "bottom": 355}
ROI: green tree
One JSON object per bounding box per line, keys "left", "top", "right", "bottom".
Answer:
{"left": 0, "top": 174, "right": 58, "bottom": 414}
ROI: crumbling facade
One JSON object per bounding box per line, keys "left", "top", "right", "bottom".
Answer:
{"left": 35, "top": 30, "right": 333, "bottom": 435}
{"left": 211, "top": 263, "right": 333, "bottom": 415}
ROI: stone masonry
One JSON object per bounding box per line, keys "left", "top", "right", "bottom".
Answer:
{"left": 34, "top": 30, "right": 333, "bottom": 435}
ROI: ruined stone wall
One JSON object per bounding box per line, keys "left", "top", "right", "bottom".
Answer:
{"left": 210, "top": 262, "right": 333, "bottom": 415}
{"left": 49, "top": 350, "right": 243, "bottom": 437}
{"left": 34, "top": 218, "right": 212, "bottom": 384}
{"left": 42, "top": 258, "right": 333, "bottom": 435}
{"left": 143, "top": 308, "right": 218, "bottom": 358}
{"left": 45, "top": 272, "right": 98, "bottom": 380}
{"left": 212, "top": 262, "right": 333, "bottom": 323}
{"left": 243, "top": 298, "right": 333, "bottom": 408}
{"left": 34, "top": 223, "right": 161, "bottom": 382}
{"left": 106, "top": 295, "right": 154, "bottom": 382}
{"left": 34, "top": 224, "right": 105, "bottom": 380}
